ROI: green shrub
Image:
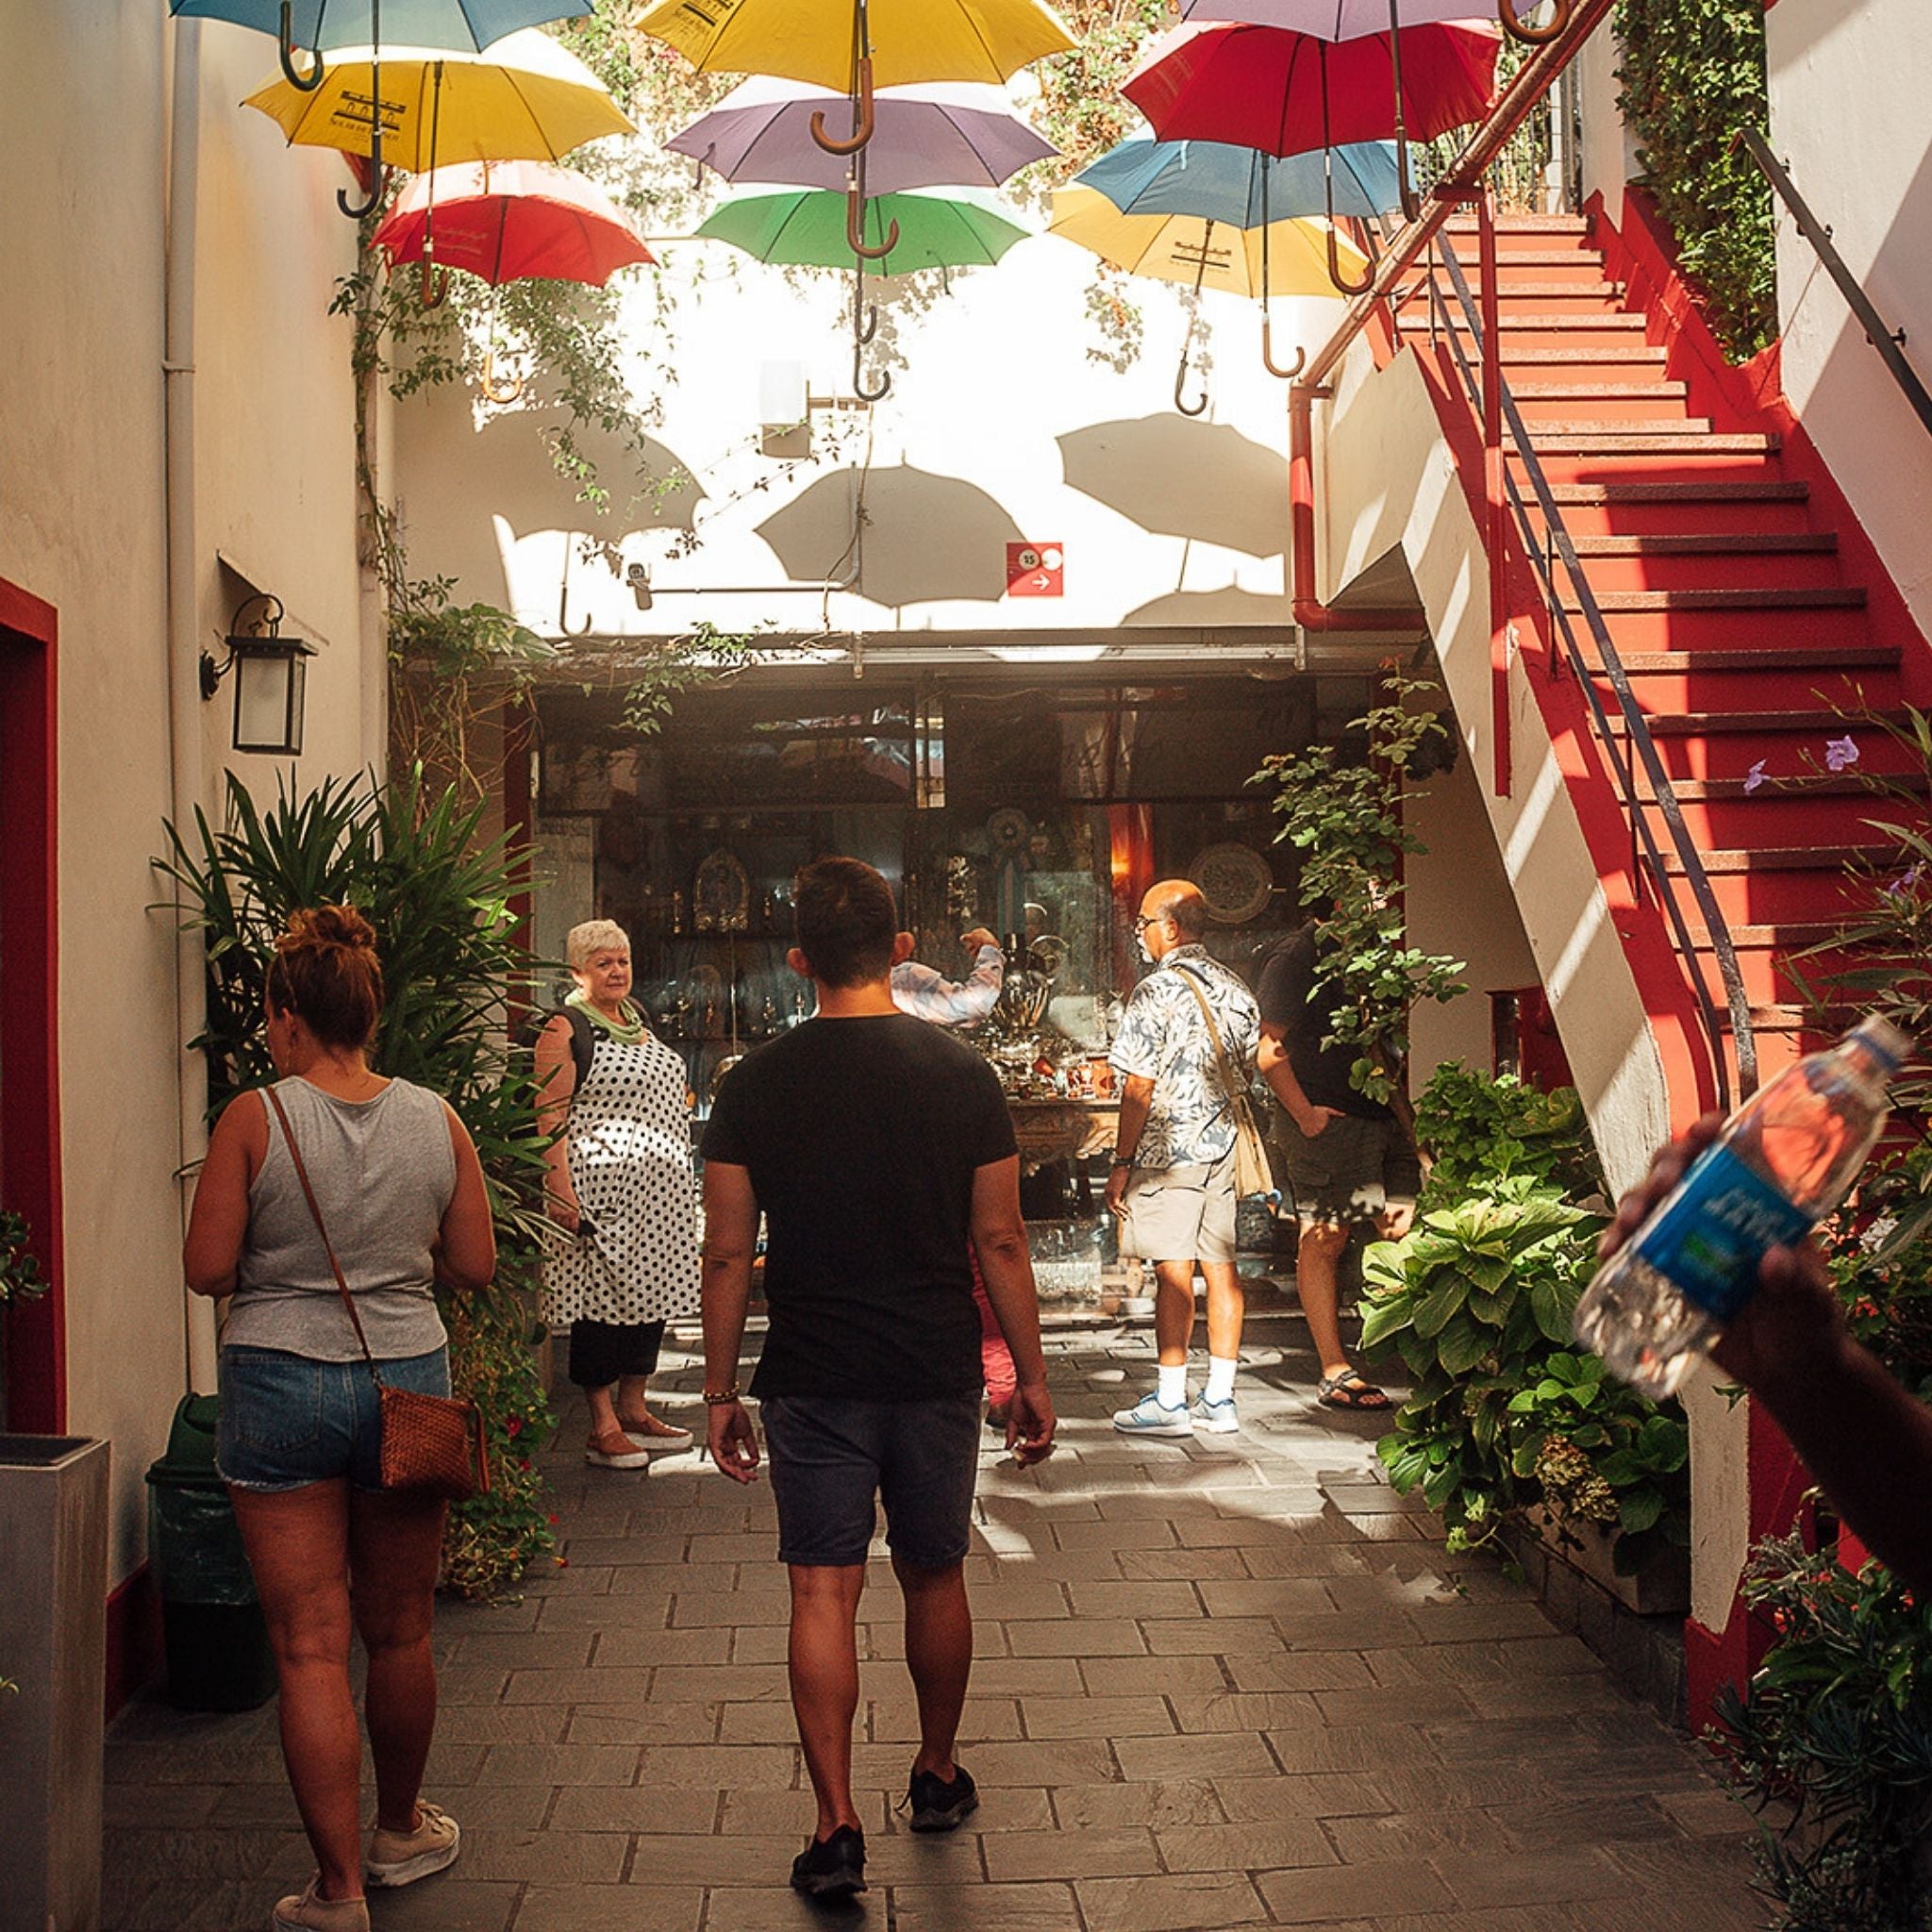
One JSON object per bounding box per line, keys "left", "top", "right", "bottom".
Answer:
{"left": 1414, "top": 1064, "right": 1605, "bottom": 1209}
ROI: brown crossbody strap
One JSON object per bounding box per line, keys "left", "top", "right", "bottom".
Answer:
{"left": 262, "top": 1085, "right": 384, "bottom": 1383}
{"left": 1173, "top": 966, "right": 1249, "bottom": 1112}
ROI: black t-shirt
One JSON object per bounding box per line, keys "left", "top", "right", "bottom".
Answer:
{"left": 700, "top": 1013, "right": 1018, "bottom": 1400}
{"left": 1255, "top": 924, "right": 1391, "bottom": 1122}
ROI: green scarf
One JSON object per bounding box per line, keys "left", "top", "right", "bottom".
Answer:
{"left": 566, "top": 988, "right": 646, "bottom": 1045}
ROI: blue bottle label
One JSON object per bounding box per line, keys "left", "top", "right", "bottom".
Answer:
{"left": 1632, "top": 1142, "right": 1814, "bottom": 1319}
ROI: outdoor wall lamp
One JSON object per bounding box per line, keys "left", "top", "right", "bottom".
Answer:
{"left": 199, "top": 594, "right": 316, "bottom": 757}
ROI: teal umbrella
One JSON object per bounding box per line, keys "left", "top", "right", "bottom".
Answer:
{"left": 695, "top": 187, "right": 1031, "bottom": 398}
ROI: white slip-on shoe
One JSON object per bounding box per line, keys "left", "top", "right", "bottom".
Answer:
{"left": 365, "top": 1800, "right": 461, "bottom": 1889}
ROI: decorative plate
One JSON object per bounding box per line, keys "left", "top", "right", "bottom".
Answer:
{"left": 1189, "top": 842, "right": 1274, "bottom": 925}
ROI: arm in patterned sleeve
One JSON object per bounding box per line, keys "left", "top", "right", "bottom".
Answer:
{"left": 890, "top": 944, "right": 1006, "bottom": 1026}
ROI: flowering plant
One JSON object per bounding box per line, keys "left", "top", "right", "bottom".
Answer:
{"left": 0, "top": 1210, "right": 45, "bottom": 1307}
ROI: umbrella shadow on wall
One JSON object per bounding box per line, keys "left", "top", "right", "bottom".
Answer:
{"left": 755, "top": 461, "right": 1025, "bottom": 607}
{"left": 477, "top": 408, "right": 708, "bottom": 543}
{"left": 1058, "top": 417, "right": 1288, "bottom": 558}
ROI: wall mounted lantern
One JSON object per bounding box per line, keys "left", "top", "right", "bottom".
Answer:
{"left": 199, "top": 594, "right": 316, "bottom": 756}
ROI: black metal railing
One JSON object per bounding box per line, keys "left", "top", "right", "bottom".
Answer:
{"left": 1736, "top": 126, "right": 1932, "bottom": 443}
{"left": 1427, "top": 232, "right": 1758, "bottom": 1107}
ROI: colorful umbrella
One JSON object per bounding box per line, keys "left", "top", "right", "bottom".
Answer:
{"left": 667, "top": 77, "right": 1057, "bottom": 196}
{"left": 243, "top": 28, "right": 633, "bottom": 215}
{"left": 696, "top": 186, "right": 1031, "bottom": 399}
{"left": 168, "top": 0, "right": 591, "bottom": 91}
{"left": 1179, "top": 0, "right": 1570, "bottom": 49}
{"left": 1049, "top": 186, "right": 1367, "bottom": 408}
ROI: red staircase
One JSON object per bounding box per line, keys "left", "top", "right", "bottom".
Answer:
{"left": 1394, "top": 208, "right": 1929, "bottom": 1102}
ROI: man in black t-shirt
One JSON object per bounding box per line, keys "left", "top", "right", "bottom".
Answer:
{"left": 1256, "top": 918, "right": 1421, "bottom": 1410}
{"left": 700, "top": 857, "right": 1055, "bottom": 1902}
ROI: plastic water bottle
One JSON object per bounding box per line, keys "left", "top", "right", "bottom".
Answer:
{"left": 1574, "top": 1016, "right": 1911, "bottom": 1398}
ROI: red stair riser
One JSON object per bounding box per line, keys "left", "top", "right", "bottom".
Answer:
{"left": 1588, "top": 670, "right": 1892, "bottom": 713}
{"left": 1630, "top": 736, "right": 1917, "bottom": 783}
{"left": 1557, "top": 552, "right": 1845, "bottom": 592}
{"left": 1640, "top": 796, "right": 1908, "bottom": 854}
{"left": 1557, "top": 608, "right": 1870, "bottom": 651}
{"left": 1510, "top": 393, "right": 1704, "bottom": 425}
{"left": 1682, "top": 872, "right": 1879, "bottom": 928}
{"left": 1536, "top": 500, "right": 1817, "bottom": 539}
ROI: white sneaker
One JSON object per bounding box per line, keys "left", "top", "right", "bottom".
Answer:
{"left": 1111, "top": 1392, "right": 1194, "bottom": 1436}
{"left": 1191, "top": 1393, "right": 1240, "bottom": 1434}
{"left": 271, "top": 1880, "right": 369, "bottom": 1930}
{"left": 365, "top": 1800, "right": 461, "bottom": 1889}
{"left": 585, "top": 1429, "right": 652, "bottom": 1469}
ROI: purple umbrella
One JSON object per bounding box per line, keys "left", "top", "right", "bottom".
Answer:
{"left": 668, "top": 76, "right": 1058, "bottom": 197}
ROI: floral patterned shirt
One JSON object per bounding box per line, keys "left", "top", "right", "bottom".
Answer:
{"left": 1109, "top": 945, "right": 1261, "bottom": 1170}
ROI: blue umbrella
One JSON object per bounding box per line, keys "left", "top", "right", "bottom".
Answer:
{"left": 168, "top": 0, "right": 591, "bottom": 90}
{"left": 1074, "top": 137, "right": 1404, "bottom": 225}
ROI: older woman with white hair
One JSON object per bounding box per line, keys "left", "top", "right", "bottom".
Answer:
{"left": 537, "top": 918, "right": 700, "bottom": 1467}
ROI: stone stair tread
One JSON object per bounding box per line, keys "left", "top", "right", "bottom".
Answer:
{"left": 1442, "top": 214, "right": 1591, "bottom": 232}
{"left": 1410, "top": 279, "right": 1625, "bottom": 298}
{"left": 1528, "top": 418, "right": 1714, "bottom": 435}
{"left": 1562, "top": 586, "right": 1867, "bottom": 611}
{"left": 1690, "top": 922, "right": 1844, "bottom": 947}
{"left": 1661, "top": 845, "right": 1897, "bottom": 874}
{"left": 1570, "top": 532, "right": 1835, "bottom": 555}
{"left": 1545, "top": 480, "right": 1808, "bottom": 503}
{"left": 1604, "top": 707, "right": 1911, "bottom": 734}
{"left": 1512, "top": 382, "right": 1690, "bottom": 399}
{"left": 1591, "top": 644, "right": 1895, "bottom": 672}
{"left": 1503, "top": 346, "right": 1669, "bottom": 363}
{"left": 1524, "top": 431, "right": 1780, "bottom": 453}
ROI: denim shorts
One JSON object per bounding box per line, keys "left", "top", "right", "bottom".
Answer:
{"left": 760, "top": 1393, "right": 982, "bottom": 1570}
{"left": 217, "top": 1345, "right": 452, "bottom": 1494}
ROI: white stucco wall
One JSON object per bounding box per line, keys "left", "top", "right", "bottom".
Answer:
{"left": 1767, "top": 0, "right": 1932, "bottom": 639}
{"left": 1, "top": 9, "right": 378, "bottom": 1586}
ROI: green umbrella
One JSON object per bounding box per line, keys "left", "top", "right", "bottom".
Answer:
{"left": 695, "top": 185, "right": 1029, "bottom": 276}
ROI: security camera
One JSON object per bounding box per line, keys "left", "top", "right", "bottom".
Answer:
{"left": 625, "top": 562, "right": 652, "bottom": 611}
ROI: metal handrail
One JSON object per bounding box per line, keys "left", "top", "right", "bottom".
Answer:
{"left": 1430, "top": 234, "right": 1757, "bottom": 1107}
{"left": 1735, "top": 126, "right": 1932, "bottom": 443}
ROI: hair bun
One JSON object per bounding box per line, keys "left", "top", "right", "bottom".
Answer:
{"left": 284, "top": 904, "right": 376, "bottom": 955}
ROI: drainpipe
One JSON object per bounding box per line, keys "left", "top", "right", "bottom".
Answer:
{"left": 1288, "top": 383, "right": 1427, "bottom": 633}
{"left": 164, "top": 16, "right": 218, "bottom": 1394}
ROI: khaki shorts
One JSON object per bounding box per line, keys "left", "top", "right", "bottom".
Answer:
{"left": 1117, "top": 1150, "right": 1239, "bottom": 1264}
{"left": 1272, "top": 1110, "right": 1420, "bottom": 1225}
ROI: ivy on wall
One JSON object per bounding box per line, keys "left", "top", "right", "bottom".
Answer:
{"left": 1614, "top": 0, "right": 1775, "bottom": 361}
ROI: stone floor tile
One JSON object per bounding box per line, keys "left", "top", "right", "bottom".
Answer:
{"left": 982, "top": 1824, "right": 1161, "bottom": 1882}
{"left": 1257, "top": 1857, "right": 1457, "bottom": 1924}
{"left": 647, "top": 1661, "right": 790, "bottom": 1702}
{"left": 1261, "top": 1724, "right": 1441, "bottom": 1774}
{"left": 1054, "top": 1517, "right": 1177, "bottom": 1552}
{"left": 629, "top": 1834, "right": 817, "bottom": 1885}
{"left": 1433, "top": 1847, "right": 1629, "bottom": 1909}
{"left": 1312, "top": 1682, "right": 1479, "bottom": 1726}
{"left": 889, "top": 1881, "right": 1077, "bottom": 1931}
{"left": 1461, "top": 1674, "right": 1644, "bottom": 1720}
{"left": 1223, "top": 1652, "right": 1374, "bottom": 1692}
{"left": 1005, "top": 1615, "right": 1145, "bottom": 1656}
{"left": 1051, "top": 1779, "right": 1227, "bottom": 1830}
{"left": 858, "top": 1824, "right": 988, "bottom": 1884}
{"left": 670, "top": 1587, "right": 793, "bottom": 1627}
{"left": 348, "top": 1879, "right": 525, "bottom": 1931}
{"left": 1141, "top": 1616, "right": 1287, "bottom": 1654}
{"left": 1169, "top": 1690, "right": 1322, "bottom": 1733}
{"left": 1270, "top": 1609, "right": 1422, "bottom": 1650}
{"left": 511, "top": 1885, "right": 706, "bottom": 1931}
{"left": 1076, "top": 1870, "right": 1270, "bottom": 1931}
{"left": 475, "top": 1742, "right": 641, "bottom": 1787}
{"left": 1113, "top": 1729, "right": 1278, "bottom": 1781}
{"left": 1079, "top": 1654, "right": 1226, "bottom": 1697}
{"left": 1489, "top": 1794, "right": 1681, "bottom": 1852}
{"left": 1212, "top": 1773, "right": 1390, "bottom": 1822}
{"left": 1152, "top": 1819, "right": 1338, "bottom": 1873}
{"left": 1118, "top": 1544, "right": 1252, "bottom": 1582}
{"left": 633, "top": 1742, "right": 798, "bottom": 1787}
{"left": 675, "top": 1886, "right": 846, "bottom": 1932}
{"left": 966, "top": 1656, "right": 1086, "bottom": 1697}
{"left": 1654, "top": 1785, "right": 1752, "bottom": 1838}
{"left": 434, "top": 1705, "right": 575, "bottom": 1744}
{"left": 453, "top": 1826, "right": 632, "bottom": 1883}
{"left": 868, "top": 1694, "right": 1023, "bottom": 1743}
{"left": 578, "top": 1626, "right": 735, "bottom": 1667}
{"left": 1022, "top": 1693, "right": 1176, "bottom": 1740}
{"left": 501, "top": 1666, "right": 657, "bottom": 1704}
{"left": 1323, "top": 1807, "right": 1515, "bottom": 1864}
{"left": 1199, "top": 1578, "right": 1336, "bottom": 1619}
{"left": 716, "top": 1788, "right": 891, "bottom": 1836}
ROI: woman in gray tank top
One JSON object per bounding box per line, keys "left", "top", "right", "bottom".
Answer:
{"left": 183, "top": 907, "right": 494, "bottom": 1932}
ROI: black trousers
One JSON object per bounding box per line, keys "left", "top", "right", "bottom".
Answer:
{"left": 567, "top": 1317, "right": 666, "bottom": 1389}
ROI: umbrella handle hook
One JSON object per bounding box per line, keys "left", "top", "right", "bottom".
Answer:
{"left": 1323, "top": 158, "right": 1376, "bottom": 296}
{"left": 337, "top": 98, "right": 385, "bottom": 218}
{"left": 855, "top": 292, "right": 879, "bottom": 346}
{"left": 1173, "top": 339, "right": 1208, "bottom": 418}
{"left": 279, "top": 1, "right": 325, "bottom": 90}
{"left": 1384, "top": 0, "right": 1424, "bottom": 224}
{"left": 419, "top": 258, "right": 449, "bottom": 309}
{"left": 846, "top": 187, "right": 899, "bottom": 262}
{"left": 1500, "top": 0, "right": 1572, "bottom": 45}
{"left": 811, "top": 57, "right": 877, "bottom": 156}
{"left": 1261, "top": 313, "right": 1306, "bottom": 381}
{"left": 853, "top": 337, "right": 891, "bottom": 404}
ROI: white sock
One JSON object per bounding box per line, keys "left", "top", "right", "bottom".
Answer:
{"left": 1157, "top": 1363, "right": 1189, "bottom": 1408}
{"left": 1205, "top": 1357, "right": 1238, "bottom": 1406}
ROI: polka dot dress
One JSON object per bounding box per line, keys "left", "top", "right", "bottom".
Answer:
{"left": 540, "top": 1025, "right": 701, "bottom": 1328}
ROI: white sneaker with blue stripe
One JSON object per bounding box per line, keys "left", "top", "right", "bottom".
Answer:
{"left": 1191, "top": 1393, "right": 1240, "bottom": 1434}
{"left": 1111, "top": 1392, "right": 1194, "bottom": 1436}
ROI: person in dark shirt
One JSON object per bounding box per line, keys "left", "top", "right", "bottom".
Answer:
{"left": 699, "top": 857, "right": 1056, "bottom": 1901}
{"left": 1256, "top": 917, "right": 1421, "bottom": 1409}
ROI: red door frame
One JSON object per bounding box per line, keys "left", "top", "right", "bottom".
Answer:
{"left": 0, "top": 577, "right": 65, "bottom": 1433}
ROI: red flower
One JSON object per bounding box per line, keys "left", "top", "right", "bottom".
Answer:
{"left": 556, "top": 1556, "right": 570, "bottom": 1568}
{"left": 508, "top": 1417, "right": 523, "bottom": 1437}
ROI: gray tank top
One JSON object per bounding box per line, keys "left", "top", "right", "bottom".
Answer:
{"left": 225, "top": 1076, "right": 456, "bottom": 1362}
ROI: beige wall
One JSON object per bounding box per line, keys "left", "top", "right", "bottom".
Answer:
{"left": 1767, "top": 0, "right": 1932, "bottom": 640}
{"left": 1, "top": 8, "right": 379, "bottom": 1586}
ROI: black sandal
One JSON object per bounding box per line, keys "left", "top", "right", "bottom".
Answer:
{"left": 1317, "top": 1367, "right": 1391, "bottom": 1410}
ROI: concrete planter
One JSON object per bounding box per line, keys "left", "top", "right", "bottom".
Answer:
{"left": 1524, "top": 1501, "right": 1690, "bottom": 1616}
{"left": 0, "top": 1434, "right": 110, "bottom": 1932}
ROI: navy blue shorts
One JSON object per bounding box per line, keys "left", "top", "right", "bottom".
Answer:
{"left": 217, "top": 1345, "right": 451, "bottom": 1494}
{"left": 759, "top": 1393, "right": 982, "bottom": 1570}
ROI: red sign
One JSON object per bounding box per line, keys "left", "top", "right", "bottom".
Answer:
{"left": 1006, "top": 541, "right": 1064, "bottom": 598}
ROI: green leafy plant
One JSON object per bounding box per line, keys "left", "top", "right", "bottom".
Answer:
{"left": 1615, "top": 0, "right": 1775, "bottom": 361}
{"left": 0, "top": 1209, "right": 46, "bottom": 1308}
{"left": 1252, "top": 671, "right": 1467, "bottom": 1111}
{"left": 1414, "top": 1064, "right": 1606, "bottom": 1209}
{"left": 1713, "top": 1534, "right": 1932, "bottom": 1932}
{"left": 156, "top": 770, "right": 558, "bottom": 1596}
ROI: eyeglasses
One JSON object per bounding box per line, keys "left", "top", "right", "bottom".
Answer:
{"left": 1132, "top": 913, "right": 1165, "bottom": 933}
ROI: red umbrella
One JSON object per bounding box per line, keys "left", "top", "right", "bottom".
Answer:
{"left": 1123, "top": 19, "right": 1499, "bottom": 157}
{"left": 375, "top": 160, "right": 656, "bottom": 288}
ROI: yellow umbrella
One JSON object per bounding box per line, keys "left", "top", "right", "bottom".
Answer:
{"left": 244, "top": 26, "right": 633, "bottom": 214}
{"left": 1047, "top": 185, "right": 1369, "bottom": 298}
{"left": 633, "top": 0, "right": 1074, "bottom": 89}
{"left": 1047, "top": 186, "right": 1368, "bottom": 411}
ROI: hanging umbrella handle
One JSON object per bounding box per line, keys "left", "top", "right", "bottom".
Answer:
{"left": 278, "top": 2, "right": 325, "bottom": 90}
{"left": 846, "top": 186, "right": 899, "bottom": 262}
{"left": 419, "top": 258, "right": 449, "bottom": 309}
{"left": 1173, "top": 343, "right": 1208, "bottom": 418}
{"left": 853, "top": 336, "right": 891, "bottom": 403}
{"left": 1322, "top": 150, "right": 1376, "bottom": 296}
{"left": 1261, "top": 313, "right": 1306, "bottom": 381}
{"left": 1384, "top": 0, "right": 1424, "bottom": 224}
{"left": 1500, "top": 0, "right": 1572, "bottom": 45}
{"left": 811, "top": 56, "right": 877, "bottom": 156}
{"left": 854, "top": 273, "right": 879, "bottom": 345}
{"left": 336, "top": 54, "right": 385, "bottom": 217}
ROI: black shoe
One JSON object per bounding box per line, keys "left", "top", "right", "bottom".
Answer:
{"left": 907, "top": 1763, "right": 979, "bottom": 1833}
{"left": 790, "top": 1824, "right": 866, "bottom": 1899}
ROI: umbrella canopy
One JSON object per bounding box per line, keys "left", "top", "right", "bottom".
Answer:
{"left": 242, "top": 27, "right": 633, "bottom": 169}
{"left": 1176, "top": 0, "right": 1493, "bottom": 31}
{"left": 1122, "top": 19, "right": 1500, "bottom": 157}
{"left": 1075, "top": 137, "right": 1402, "bottom": 225}
{"left": 633, "top": 0, "right": 1075, "bottom": 89}
{"left": 170, "top": 0, "right": 589, "bottom": 54}
{"left": 375, "top": 161, "right": 653, "bottom": 284}
{"left": 1047, "top": 186, "right": 1367, "bottom": 297}
{"left": 667, "top": 77, "right": 1056, "bottom": 195}
{"left": 695, "top": 186, "right": 1030, "bottom": 275}
{"left": 1058, "top": 419, "right": 1289, "bottom": 557}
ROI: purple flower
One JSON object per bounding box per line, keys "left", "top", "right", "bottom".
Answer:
{"left": 1743, "top": 759, "right": 1768, "bottom": 795}
{"left": 1825, "top": 735, "right": 1860, "bottom": 774}
{"left": 1887, "top": 862, "right": 1925, "bottom": 899}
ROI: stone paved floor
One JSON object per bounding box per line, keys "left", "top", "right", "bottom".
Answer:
{"left": 104, "top": 1293, "right": 1768, "bottom": 1931}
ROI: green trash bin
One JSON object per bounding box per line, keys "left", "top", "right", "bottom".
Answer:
{"left": 144, "top": 1393, "right": 277, "bottom": 1711}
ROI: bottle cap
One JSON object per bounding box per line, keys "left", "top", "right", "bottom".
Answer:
{"left": 1848, "top": 1015, "right": 1912, "bottom": 1072}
